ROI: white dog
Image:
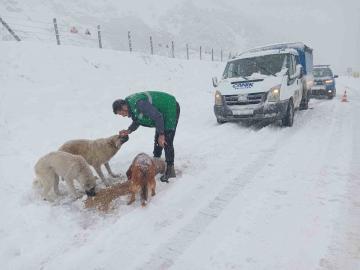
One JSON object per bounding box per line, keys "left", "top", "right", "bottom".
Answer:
{"left": 59, "top": 134, "right": 129, "bottom": 186}
{"left": 34, "top": 151, "right": 97, "bottom": 201}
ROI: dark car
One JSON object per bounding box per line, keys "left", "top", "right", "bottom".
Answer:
{"left": 311, "top": 65, "right": 338, "bottom": 99}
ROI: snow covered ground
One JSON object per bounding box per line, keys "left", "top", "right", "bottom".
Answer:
{"left": 1, "top": 42, "right": 360, "bottom": 270}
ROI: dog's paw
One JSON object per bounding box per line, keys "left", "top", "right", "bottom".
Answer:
{"left": 43, "top": 197, "right": 55, "bottom": 202}
{"left": 141, "top": 201, "right": 148, "bottom": 207}
{"left": 104, "top": 182, "right": 111, "bottom": 187}
{"left": 71, "top": 193, "right": 83, "bottom": 200}
{"left": 54, "top": 190, "right": 65, "bottom": 196}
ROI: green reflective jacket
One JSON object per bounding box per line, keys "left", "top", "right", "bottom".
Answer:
{"left": 125, "top": 91, "right": 177, "bottom": 130}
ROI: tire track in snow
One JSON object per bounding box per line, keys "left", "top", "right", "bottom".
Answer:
{"left": 138, "top": 122, "right": 305, "bottom": 270}
{"left": 319, "top": 86, "right": 360, "bottom": 270}
{"left": 138, "top": 96, "right": 346, "bottom": 270}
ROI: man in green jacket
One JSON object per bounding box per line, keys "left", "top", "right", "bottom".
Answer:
{"left": 112, "top": 91, "right": 180, "bottom": 182}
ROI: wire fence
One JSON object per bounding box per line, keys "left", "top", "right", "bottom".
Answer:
{"left": 0, "top": 15, "right": 237, "bottom": 62}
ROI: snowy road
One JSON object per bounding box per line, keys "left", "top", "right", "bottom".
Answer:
{"left": 0, "top": 43, "right": 359, "bottom": 270}
{"left": 140, "top": 81, "right": 360, "bottom": 270}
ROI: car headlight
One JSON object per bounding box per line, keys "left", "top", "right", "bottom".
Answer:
{"left": 325, "top": 79, "right": 333, "bottom": 84}
{"left": 267, "top": 85, "right": 281, "bottom": 102}
{"left": 215, "top": 90, "right": 223, "bottom": 105}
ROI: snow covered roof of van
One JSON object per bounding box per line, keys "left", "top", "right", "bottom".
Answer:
{"left": 314, "top": 64, "right": 330, "bottom": 68}
{"left": 234, "top": 48, "right": 298, "bottom": 60}
{"left": 243, "top": 42, "right": 311, "bottom": 53}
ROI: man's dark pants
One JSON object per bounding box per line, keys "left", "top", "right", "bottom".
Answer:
{"left": 153, "top": 102, "right": 180, "bottom": 166}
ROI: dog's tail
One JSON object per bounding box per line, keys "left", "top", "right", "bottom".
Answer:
{"left": 141, "top": 184, "right": 148, "bottom": 206}
{"left": 139, "top": 169, "right": 149, "bottom": 206}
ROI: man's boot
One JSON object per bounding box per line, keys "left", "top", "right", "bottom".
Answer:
{"left": 160, "top": 165, "right": 176, "bottom": 183}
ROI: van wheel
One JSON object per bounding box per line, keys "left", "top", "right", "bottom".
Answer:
{"left": 282, "top": 100, "right": 294, "bottom": 127}
{"left": 217, "top": 119, "right": 226, "bottom": 124}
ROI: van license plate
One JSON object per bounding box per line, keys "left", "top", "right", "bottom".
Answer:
{"left": 232, "top": 109, "right": 254, "bottom": 115}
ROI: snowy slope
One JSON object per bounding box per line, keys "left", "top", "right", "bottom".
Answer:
{"left": 1, "top": 42, "right": 360, "bottom": 270}
{"left": 0, "top": 0, "right": 245, "bottom": 58}
{"left": 1, "top": 0, "right": 359, "bottom": 72}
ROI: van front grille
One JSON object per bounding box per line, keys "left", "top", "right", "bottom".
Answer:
{"left": 224, "top": 92, "right": 266, "bottom": 105}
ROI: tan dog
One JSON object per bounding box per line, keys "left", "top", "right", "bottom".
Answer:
{"left": 34, "top": 151, "right": 97, "bottom": 201}
{"left": 84, "top": 181, "right": 130, "bottom": 212}
{"left": 126, "top": 153, "right": 158, "bottom": 207}
{"left": 59, "top": 134, "right": 129, "bottom": 186}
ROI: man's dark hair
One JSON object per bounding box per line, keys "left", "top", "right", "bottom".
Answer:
{"left": 112, "top": 99, "right": 127, "bottom": 114}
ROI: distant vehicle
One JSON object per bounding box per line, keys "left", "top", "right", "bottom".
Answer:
{"left": 213, "top": 42, "right": 313, "bottom": 127}
{"left": 311, "top": 65, "right": 338, "bottom": 99}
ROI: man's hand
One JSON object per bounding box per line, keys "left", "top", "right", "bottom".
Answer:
{"left": 119, "top": 129, "right": 130, "bottom": 136}
{"left": 158, "top": 134, "right": 167, "bottom": 148}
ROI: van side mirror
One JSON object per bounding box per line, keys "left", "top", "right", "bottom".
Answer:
{"left": 290, "top": 64, "right": 302, "bottom": 80}
{"left": 299, "top": 65, "right": 304, "bottom": 78}
{"left": 334, "top": 75, "right": 338, "bottom": 78}
{"left": 212, "top": 77, "right": 218, "bottom": 87}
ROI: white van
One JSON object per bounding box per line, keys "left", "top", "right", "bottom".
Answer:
{"left": 213, "top": 42, "right": 313, "bottom": 126}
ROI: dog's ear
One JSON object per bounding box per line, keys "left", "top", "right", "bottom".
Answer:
{"left": 126, "top": 165, "right": 132, "bottom": 180}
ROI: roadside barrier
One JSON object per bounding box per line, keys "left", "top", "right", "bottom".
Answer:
{"left": 0, "top": 15, "right": 236, "bottom": 62}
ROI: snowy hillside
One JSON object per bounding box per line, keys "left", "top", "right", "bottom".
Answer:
{"left": 0, "top": 0, "right": 246, "bottom": 59}
{"left": 1, "top": 0, "right": 359, "bottom": 72}
{"left": 1, "top": 41, "right": 360, "bottom": 270}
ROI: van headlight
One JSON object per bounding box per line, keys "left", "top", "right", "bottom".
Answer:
{"left": 325, "top": 79, "right": 333, "bottom": 84}
{"left": 215, "top": 90, "right": 223, "bottom": 105}
{"left": 267, "top": 85, "right": 281, "bottom": 102}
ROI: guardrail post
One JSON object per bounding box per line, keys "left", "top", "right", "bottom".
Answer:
{"left": 150, "top": 36, "right": 154, "bottom": 55}
{"left": 97, "top": 25, "right": 102, "bottom": 49}
{"left": 0, "top": 17, "right": 21, "bottom": 41}
{"left": 128, "top": 31, "right": 132, "bottom": 52}
{"left": 186, "top": 44, "right": 189, "bottom": 60}
{"left": 52, "top": 18, "right": 60, "bottom": 45}
{"left": 171, "top": 41, "right": 175, "bottom": 58}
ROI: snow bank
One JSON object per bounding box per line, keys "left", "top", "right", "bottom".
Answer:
{"left": 0, "top": 41, "right": 224, "bottom": 269}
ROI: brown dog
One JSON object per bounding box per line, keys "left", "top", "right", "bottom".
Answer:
{"left": 84, "top": 157, "right": 165, "bottom": 211}
{"left": 126, "top": 153, "right": 157, "bottom": 207}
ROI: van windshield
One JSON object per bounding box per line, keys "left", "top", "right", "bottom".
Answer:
{"left": 313, "top": 68, "right": 333, "bottom": 78}
{"left": 223, "top": 54, "right": 287, "bottom": 79}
